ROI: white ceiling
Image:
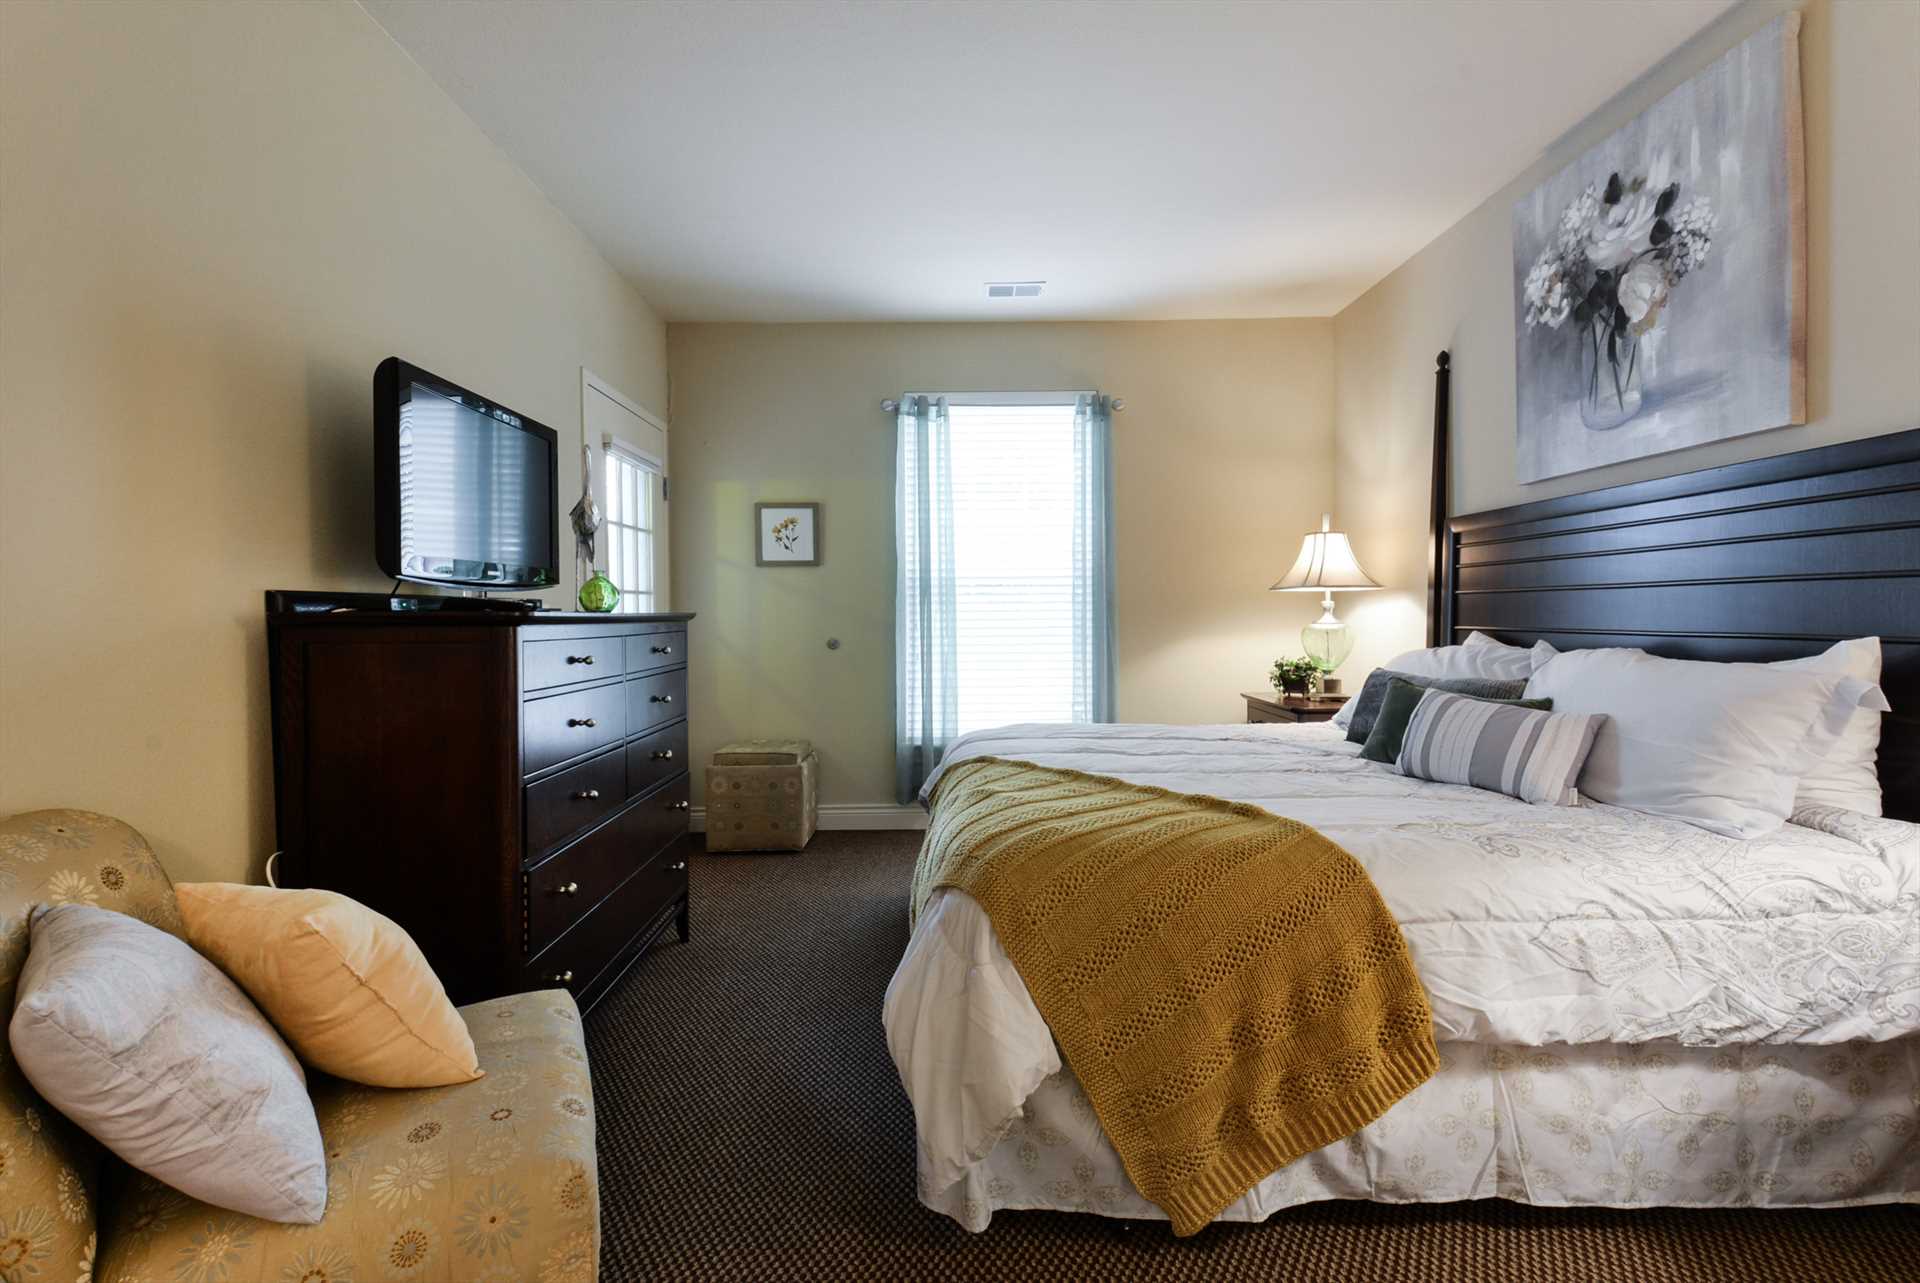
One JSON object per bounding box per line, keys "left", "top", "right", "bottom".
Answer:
{"left": 363, "top": 0, "right": 1735, "bottom": 323}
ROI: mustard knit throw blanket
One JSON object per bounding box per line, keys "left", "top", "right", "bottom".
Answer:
{"left": 913, "top": 758, "right": 1440, "bottom": 1235}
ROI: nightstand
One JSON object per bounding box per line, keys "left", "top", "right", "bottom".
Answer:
{"left": 1243, "top": 691, "right": 1350, "bottom": 724}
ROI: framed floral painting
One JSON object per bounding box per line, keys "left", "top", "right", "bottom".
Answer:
{"left": 1512, "top": 13, "right": 1805, "bottom": 484}
{"left": 755, "top": 501, "right": 820, "bottom": 566}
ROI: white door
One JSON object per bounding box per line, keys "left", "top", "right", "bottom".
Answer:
{"left": 582, "top": 369, "right": 670, "bottom": 612}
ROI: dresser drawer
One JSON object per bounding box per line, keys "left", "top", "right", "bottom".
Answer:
{"left": 630, "top": 771, "right": 693, "bottom": 850}
{"left": 524, "top": 776, "right": 690, "bottom": 956}
{"left": 524, "top": 683, "right": 625, "bottom": 775}
{"left": 523, "top": 635, "right": 623, "bottom": 693}
{"left": 526, "top": 818, "right": 691, "bottom": 991}
{"left": 625, "top": 721, "right": 689, "bottom": 799}
{"left": 525, "top": 748, "right": 624, "bottom": 858}
{"left": 625, "top": 630, "right": 686, "bottom": 677}
{"left": 523, "top": 851, "right": 687, "bottom": 997}
{"left": 626, "top": 667, "right": 687, "bottom": 735}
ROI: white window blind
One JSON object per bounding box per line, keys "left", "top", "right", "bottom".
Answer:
{"left": 896, "top": 391, "right": 1113, "bottom": 801}
{"left": 604, "top": 443, "right": 657, "bottom": 614}
{"left": 945, "top": 402, "right": 1082, "bottom": 733}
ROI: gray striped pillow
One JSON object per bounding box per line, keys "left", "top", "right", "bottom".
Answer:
{"left": 1396, "top": 688, "right": 1605, "bottom": 806}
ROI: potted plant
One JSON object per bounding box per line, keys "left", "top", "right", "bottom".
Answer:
{"left": 1270, "top": 657, "right": 1319, "bottom": 699}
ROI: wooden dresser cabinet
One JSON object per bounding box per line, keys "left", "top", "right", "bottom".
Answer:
{"left": 267, "top": 598, "right": 696, "bottom": 1011}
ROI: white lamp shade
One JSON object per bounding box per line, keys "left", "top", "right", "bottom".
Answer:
{"left": 1270, "top": 515, "right": 1380, "bottom": 592}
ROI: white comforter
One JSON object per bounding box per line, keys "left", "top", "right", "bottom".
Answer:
{"left": 884, "top": 722, "right": 1920, "bottom": 1195}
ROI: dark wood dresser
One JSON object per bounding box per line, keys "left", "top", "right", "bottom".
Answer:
{"left": 267, "top": 597, "right": 696, "bottom": 1011}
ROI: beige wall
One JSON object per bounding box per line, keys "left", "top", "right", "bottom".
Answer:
{"left": 10, "top": 0, "right": 1909, "bottom": 859}
{"left": 667, "top": 320, "right": 1334, "bottom": 807}
{"left": 0, "top": 1, "right": 667, "bottom": 882}
{"left": 1332, "top": 0, "right": 1920, "bottom": 678}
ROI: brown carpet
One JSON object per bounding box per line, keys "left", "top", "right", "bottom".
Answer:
{"left": 585, "top": 830, "right": 1916, "bottom": 1282}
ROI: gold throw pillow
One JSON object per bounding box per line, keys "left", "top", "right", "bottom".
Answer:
{"left": 176, "top": 882, "right": 482, "bottom": 1088}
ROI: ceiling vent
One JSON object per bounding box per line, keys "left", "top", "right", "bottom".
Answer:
{"left": 986, "top": 280, "right": 1044, "bottom": 299}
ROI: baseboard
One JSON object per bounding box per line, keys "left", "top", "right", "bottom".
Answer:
{"left": 689, "top": 802, "right": 927, "bottom": 834}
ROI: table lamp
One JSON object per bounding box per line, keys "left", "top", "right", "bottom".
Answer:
{"left": 1270, "top": 513, "right": 1380, "bottom": 678}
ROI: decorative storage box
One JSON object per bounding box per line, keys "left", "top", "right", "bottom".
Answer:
{"left": 705, "top": 739, "right": 818, "bottom": 852}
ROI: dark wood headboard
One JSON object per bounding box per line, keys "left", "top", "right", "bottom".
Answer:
{"left": 1434, "top": 389, "right": 1920, "bottom": 821}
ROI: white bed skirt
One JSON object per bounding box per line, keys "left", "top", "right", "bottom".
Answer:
{"left": 919, "top": 1036, "right": 1920, "bottom": 1231}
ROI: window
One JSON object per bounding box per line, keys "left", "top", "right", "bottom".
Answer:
{"left": 895, "top": 393, "right": 1114, "bottom": 800}
{"left": 584, "top": 370, "right": 669, "bottom": 613}
{"left": 604, "top": 444, "right": 658, "bottom": 613}
{"left": 946, "top": 403, "right": 1082, "bottom": 732}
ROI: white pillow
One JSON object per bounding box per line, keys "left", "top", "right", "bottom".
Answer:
{"left": 1465, "top": 630, "right": 1559, "bottom": 674}
{"left": 1774, "top": 638, "right": 1884, "bottom": 816}
{"left": 1523, "top": 648, "right": 1889, "bottom": 839}
{"left": 1336, "top": 636, "right": 1544, "bottom": 730}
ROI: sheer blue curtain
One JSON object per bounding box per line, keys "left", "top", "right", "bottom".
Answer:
{"left": 895, "top": 396, "right": 958, "bottom": 802}
{"left": 895, "top": 392, "right": 1116, "bottom": 802}
{"left": 1072, "top": 394, "right": 1117, "bottom": 723}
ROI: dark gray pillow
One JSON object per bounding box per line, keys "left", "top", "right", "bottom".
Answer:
{"left": 1359, "top": 677, "right": 1553, "bottom": 764}
{"left": 1344, "top": 668, "right": 1531, "bottom": 744}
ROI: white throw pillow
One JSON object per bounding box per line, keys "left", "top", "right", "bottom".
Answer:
{"left": 1335, "top": 636, "right": 1544, "bottom": 730}
{"left": 1523, "top": 648, "right": 1888, "bottom": 839}
{"left": 10, "top": 904, "right": 327, "bottom": 1223}
{"left": 1465, "top": 631, "right": 1559, "bottom": 673}
{"left": 1774, "top": 638, "right": 1885, "bottom": 816}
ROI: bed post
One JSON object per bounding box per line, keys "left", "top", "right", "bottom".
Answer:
{"left": 1426, "top": 351, "right": 1451, "bottom": 649}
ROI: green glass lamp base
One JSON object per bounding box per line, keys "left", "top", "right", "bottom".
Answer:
{"left": 1302, "top": 596, "right": 1353, "bottom": 674}
{"left": 578, "top": 573, "right": 620, "bottom": 613}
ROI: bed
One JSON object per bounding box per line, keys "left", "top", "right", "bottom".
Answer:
{"left": 883, "top": 374, "right": 1920, "bottom": 1230}
{"left": 888, "top": 722, "right": 1918, "bottom": 1227}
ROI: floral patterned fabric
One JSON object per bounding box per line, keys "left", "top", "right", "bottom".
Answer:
{"left": 2, "top": 811, "right": 601, "bottom": 1283}
{"left": 95, "top": 990, "right": 599, "bottom": 1283}
{"left": 925, "top": 1037, "right": 1920, "bottom": 1231}
{"left": 3, "top": 809, "right": 185, "bottom": 1283}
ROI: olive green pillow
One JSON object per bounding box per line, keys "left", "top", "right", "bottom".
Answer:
{"left": 1359, "top": 677, "right": 1553, "bottom": 764}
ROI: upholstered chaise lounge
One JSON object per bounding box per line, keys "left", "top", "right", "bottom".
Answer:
{"left": 0, "top": 809, "right": 599, "bottom": 1283}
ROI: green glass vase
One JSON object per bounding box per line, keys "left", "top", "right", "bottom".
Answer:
{"left": 578, "top": 573, "right": 619, "bottom": 613}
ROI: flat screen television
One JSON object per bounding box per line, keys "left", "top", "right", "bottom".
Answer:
{"left": 374, "top": 357, "right": 559, "bottom": 589}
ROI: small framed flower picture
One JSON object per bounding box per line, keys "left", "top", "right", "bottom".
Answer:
{"left": 755, "top": 502, "right": 820, "bottom": 566}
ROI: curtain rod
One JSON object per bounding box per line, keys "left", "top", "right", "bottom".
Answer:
{"left": 880, "top": 393, "right": 1125, "bottom": 412}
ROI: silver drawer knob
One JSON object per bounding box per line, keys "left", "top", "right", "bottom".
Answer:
{"left": 669, "top": 800, "right": 690, "bottom": 812}
{"left": 567, "top": 717, "right": 597, "bottom": 728}
{"left": 566, "top": 654, "right": 594, "bottom": 665}
{"left": 650, "top": 694, "right": 673, "bottom": 704}
{"left": 547, "top": 970, "right": 574, "bottom": 984}
{"left": 570, "top": 788, "right": 601, "bottom": 800}
{"left": 651, "top": 644, "right": 673, "bottom": 655}
{"left": 651, "top": 749, "right": 675, "bottom": 761}
{"left": 555, "top": 881, "right": 580, "bottom": 895}
{"left": 670, "top": 860, "right": 687, "bottom": 871}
